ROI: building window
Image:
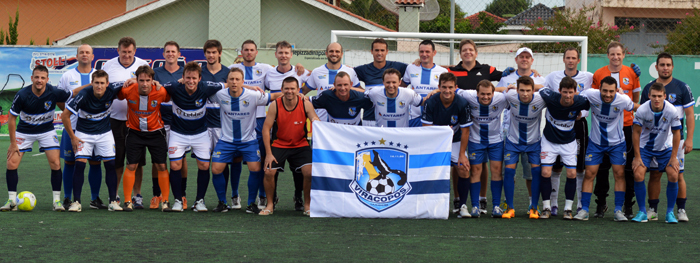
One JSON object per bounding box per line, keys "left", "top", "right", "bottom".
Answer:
{"left": 615, "top": 17, "right": 680, "bottom": 33}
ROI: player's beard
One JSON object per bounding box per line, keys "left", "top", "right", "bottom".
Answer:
{"left": 658, "top": 73, "right": 672, "bottom": 81}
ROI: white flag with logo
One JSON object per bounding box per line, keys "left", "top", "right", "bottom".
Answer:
{"left": 311, "top": 121, "right": 452, "bottom": 219}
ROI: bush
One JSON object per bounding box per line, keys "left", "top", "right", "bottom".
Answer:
{"left": 661, "top": 8, "right": 700, "bottom": 55}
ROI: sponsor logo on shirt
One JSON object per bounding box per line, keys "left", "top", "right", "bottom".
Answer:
{"left": 319, "top": 75, "right": 327, "bottom": 80}
{"left": 476, "top": 72, "right": 482, "bottom": 76}
{"left": 377, "top": 101, "right": 385, "bottom": 106}
{"left": 69, "top": 81, "right": 79, "bottom": 85}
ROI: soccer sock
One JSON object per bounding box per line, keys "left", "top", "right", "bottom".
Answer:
{"left": 223, "top": 164, "right": 230, "bottom": 198}
{"left": 104, "top": 161, "right": 118, "bottom": 202}
{"left": 649, "top": 199, "right": 660, "bottom": 212}
{"left": 152, "top": 177, "right": 161, "bottom": 197}
{"left": 634, "top": 181, "right": 647, "bottom": 213}
{"left": 231, "top": 162, "right": 242, "bottom": 198}
{"left": 51, "top": 169, "right": 62, "bottom": 192}
{"left": 458, "top": 177, "right": 469, "bottom": 208}
{"left": 122, "top": 168, "right": 136, "bottom": 203}
{"left": 565, "top": 177, "right": 576, "bottom": 208}
{"left": 157, "top": 170, "right": 169, "bottom": 202}
{"left": 72, "top": 161, "right": 87, "bottom": 202}
{"left": 550, "top": 171, "right": 561, "bottom": 207}
{"left": 195, "top": 169, "right": 210, "bottom": 201}
{"left": 530, "top": 166, "right": 541, "bottom": 209}
{"left": 470, "top": 182, "right": 481, "bottom": 208}
{"left": 576, "top": 171, "right": 584, "bottom": 208}
{"left": 614, "top": 191, "right": 625, "bottom": 212}
{"left": 8, "top": 191, "right": 17, "bottom": 202}
{"left": 6, "top": 169, "right": 18, "bottom": 192}
{"left": 667, "top": 182, "right": 679, "bottom": 214}
{"left": 169, "top": 169, "right": 183, "bottom": 201}
{"left": 504, "top": 168, "right": 515, "bottom": 209}
{"left": 181, "top": 177, "right": 187, "bottom": 197}
{"left": 247, "top": 171, "right": 263, "bottom": 205}
{"left": 677, "top": 198, "right": 687, "bottom": 210}
{"left": 63, "top": 163, "right": 75, "bottom": 199}
{"left": 581, "top": 192, "right": 592, "bottom": 212}
{"left": 259, "top": 176, "right": 266, "bottom": 198}
{"left": 491, "top": 180, "right": 503, "bottom": 209}
{"left": 88, "top": 164, "right": 102, "bottom": 201}
{"left": 293, "top": 170, "right": 303, "bottom": 198}
{"left": 212, "top": 172, "right": 227, "bottom": 202}
{"left": 540, "top": 176, "right": 552, "bottom": 201}
{"left": 479, "top": 196, "right": 486, "bottom": 201}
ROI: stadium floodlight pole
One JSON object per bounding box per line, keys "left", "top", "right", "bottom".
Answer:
{"left": 449, "top": 0, "right": 455, "bottom": 65}
{"left": 331, "top": 30, "right": 589, "bottom": 72}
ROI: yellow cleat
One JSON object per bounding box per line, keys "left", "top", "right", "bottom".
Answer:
{"left": 502, "top": 209, "right": 515, "bottom": 219}
{"left": 529, "top": 208, "right": 540, "bottom": 219}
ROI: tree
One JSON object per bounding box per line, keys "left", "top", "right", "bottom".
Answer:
{"left": 420, "top": 0, "right": 469, "bottom": 33}
{"left": 485, "top": 0, "right": 531, "bottom": 18}
{"left": 341, "top": 0, "right": 397, "bottom": 30}
{"left": 661, "top": 8, "right": 700, "bottom": 55}
{"left": 471, "top": 12, "right": 506, "bottom": 34}
{"left": 5, "top": 8, "right": 18, "bottom": 45}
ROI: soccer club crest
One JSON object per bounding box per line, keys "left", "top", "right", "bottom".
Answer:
{"left": 151, "top": 100, "right": 158, "bottom": 108}
{"left": 398, "top": 101, "right": 406, "bottom": 109}
{"left": 351, "top": 148, "right": 411, "bottom": 212}
{"left": 568, "top": 111, "right": 576, "bottom": 118}
{"left": 44, "top": 101, "right": 52, "bottom": 110}
{"left": 348, "top": 107, "right": 357, "bottom": 116}
{"left": 105, "top": 101, "right": 111, "bottom": 108}
{"left": 531, "top": 105, "right": 538, "bottom": 112}
{"left": 613, "top": 106, "right": 620, "bottom": 113}
{"left": 450, "top": 115, "right": 458, "bottom": 124}
{"left": 255, "top": 69, "right": 262, "bottom": 77}
{"left": 578, "top": 83, "right": 584, "bottom": 92}
{"left": 491, "top": 105, "right": 499, "bottom": 112}
{"left": 195, "top": 99, "right": 203, "bottom": 107}
{"left": 668, "top": 93, "right": 677, "bottom": 103}
{"left": 623, "top": 77, "right": 630, "bottom": 85}
{"left": 242, "top": 100, "right": 250, "bottom": 107}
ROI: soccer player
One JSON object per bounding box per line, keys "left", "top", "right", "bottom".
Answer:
{"left": 641, "top": 52, "right": 694, "bottom": 222}
{"left": 575, "top": 76, "right": 640, "bottom": 221}
{"left": 1, "top": 65, "right": 73, "bottom": 212}
{"left": 102, "top": 36, "right": 150, "bottom": 209}
{"left": 538, "top": 76, "right": 590, "bottom": 219}
{"left": 162, "top": 62, "right": 225, "bottom": 212}
{"left": 543, "top": 47, "right": 594, "bottom": 216}
{"left": 401, "top": 40, "right": 448, "bottom": 127}
{"left": 630, "top": 82, "right": 682, "bottom": 224}
{"left": 363, "top": 68, "right": 423, "bottom": 127}
{"left": 458, "top": 80, "right": 508, "bottom": 218}
{"left": 354, "top": 38, "right": 409, "bottom": 127}
{"left": 260, "top": 77, "right": 320, "bottom": 216}
{"left": 57, "top": 44, "right": 107, "bottom": 210}
{"left": 61, "top": 70, "right": 123, "bottom": 212}
{"left": 503, "top": 76, "right": 547, "bottom": 219}
{"left": 591, "top": 41, "right": 641, "bottom": 218}
{"left": 311, "top": 72, "right": 373, "bottom": 125}
{"left": 421, "top": 72, "right": 472, "bottom": 218}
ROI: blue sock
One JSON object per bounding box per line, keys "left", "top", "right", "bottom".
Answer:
{"left": 247, "top": 171, "right": 263, "bottom": 205}
{"left": 51, "top": 169, "right": 62, "bottom": 192}
{"left": 195, "top": 169, "right": 210, "bottom": 201}
{"left": 491, "top": 180, "right": 503, "bottom": 208}
{"left": 6, "top": 169, "right": 18, "bottom": 192}
{"left": 230, "top": 162, "right": 242, "bottom": 197}
{"left": 504, "top": 168, "right": 515, "bottom": 209}
{"left": 541, "top": 176, "right": 552, "bottom": 201}
{"left": 530, "top": 166, "right": 541, "bottom": 208}
{"left": 212, "top": 172, "right": 227, "bottom": 202}
{"left": 649, "top": 199, "right": 660, "bottom": 211}
{"left": 88, "top": 164, "right": 102, "bottom": 201}
{"left": 581, "top": 192, "right": 592, "bottom": 212}
{"left": 63, "top": 163, "right": 75, "bottom": 199}
{"left": 72, "top": 162, "right": 86, "bottom": 202}
{"left": 169, "top": 169, "right": 183, "bottom": 201}
{"left": 614, "top": 191, "right": 625, "bottom": 212}
{"left": 677, "top": 198, "right": 687, "bottom": 210}
{"left": 565, "top": 177, "right": 576, "bottom": 201}
{"left": 470, "top": 182, "right": 481, "bottom": 208}
{"left": 458, "top": 177, "right": 469, "bottom": 207}
{"left": 667, "top": 182, "right": 678, "bottom": 214}
{"left": 634, "top": 181, "right": 647, "bottom": 213}
{"left": 103, "top": 161, "right": 117, "bottom": 202}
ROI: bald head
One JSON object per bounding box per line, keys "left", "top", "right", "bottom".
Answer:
{"left": 77, "top": 44, "right": 94, "bottom": 67}
{"left": 326, "top": 42, "right": 343, "bottom": 65}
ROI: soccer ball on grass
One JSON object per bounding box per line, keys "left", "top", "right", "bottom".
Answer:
{"left": 16, "top": 191, "right": 36, "bottom": 211}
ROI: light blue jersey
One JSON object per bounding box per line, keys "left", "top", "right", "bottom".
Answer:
{"left": 402, "top": 64, "right": 448, "bottom": 119}
{"left": 364, "top": 87, "right": 422, "bottom": 127}
{"left": 209, "top": 88, "right": 270, "bottom": 143}
{"left": 458, "top": 89, "right": 508, "bottom": 144}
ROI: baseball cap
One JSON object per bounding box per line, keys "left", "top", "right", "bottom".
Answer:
{"left": 515, "top": 47, "right": 533, "bottom": 57}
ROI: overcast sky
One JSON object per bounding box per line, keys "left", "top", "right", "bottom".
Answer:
{"left": 455, "top": 0, "right": 565, "bottom": 16}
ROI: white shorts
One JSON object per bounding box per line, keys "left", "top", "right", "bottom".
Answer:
{"left": 540, "top": 136, "right": 577, "bottom": 168}
{"left": 74, "top": 131, "right": 115, "bottom": 160}
{"left": 208, "top": 127, "right": 222, "bottom": 149}
{"left": 164, "top": 125, "right": 171, "bottom": 142}
{"left": 15, "top": 130, "right": 60, "bottom": 152}
{"left": 651, "top": 139, "right": 685, "bottom": 171}
{"left": 450, "top": 142, "right": 465, "bottom": 164}
{"left": 168, "top": 130, "right": 211, "bottom": 161}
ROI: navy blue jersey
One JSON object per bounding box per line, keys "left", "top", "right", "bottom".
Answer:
{"left": 539, "top": 88, "right": 590, "bottom": 144}
{"left": 355, "top": 61, "right": 408, "bottom": 121}
{"left": 311, "top": 90, "right": 373, "bottom": 125}
{"left": 421, "top": 93, "right": 473, "bottom": 142}
{"left": 67, "top": 83, "right": 124, "bottom": 135}
{"left": 10, "top": 84, "right": 72, "bottom": 134}
{"left": 153, "top": 66, "right": 184, "bottom": 125}
{"left": 163, "top": 80, "right": 224, "bottom": 135}
{"left": 640, "top": 78, "right": 695, "bottom": 140}
{"left": 202, "top": 66, "right": 229, "bottom": 129}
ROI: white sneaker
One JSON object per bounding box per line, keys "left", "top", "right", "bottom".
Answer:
{"left": 458, "top": 204, "right": 471, "bottom": 218}
{"left": 0, "top": 199, "right": 17, "bottom": 211}
{"left": 678, "top": 209, "right": 689, "bottom": 222}
{"left": 257, "top": 197, "right": 267, "bottom": 210}
{"left": 171, "top": 199, "right": 184, "bottom": 212}
{"left": 647, "top": 208, "right": 659, "bottom": 221}
{"left": 230, "top": 196, "right": 241, "bottom": 210}
{"left": 68, "top": 201, "right": 82, "bottom": 212}
{"left": 193, "top": 199, "right": 207, "bottom": 212}
{"left": 161, "top": 201, "right": 171, "bottom": 212}
{"left": 108, "top": 201, "right": 123, "bottom": 211}
{"left": 53, "top": 200, "right": 65, "bottom": 211}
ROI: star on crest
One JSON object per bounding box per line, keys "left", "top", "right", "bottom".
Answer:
{"left": 378, "top": 138, "right": 386, "bottom": 145}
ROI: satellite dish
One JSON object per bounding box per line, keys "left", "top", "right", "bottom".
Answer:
{"left": 376, "top": 0, "right": 440, "bottom": 21}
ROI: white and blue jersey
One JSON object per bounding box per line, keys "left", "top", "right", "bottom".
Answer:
{"left": 59, "top": 68, "right": 94, "bottom": 129}
{"left": 634, "top": 100, "right": 682, "bottom": 152}
{"left": 539, "top": 88, "right": 590, "bottom": 144}
{"left": 264, "top": 65, "right": 308, "bottom": 93}
{"left": 311, "top": 90, "right": 373, "bottom": 125}
{"left": 202, "top": 66, "right": 229, "bottom": 129}
{"left": 229, "top": 62, "right": 273, "bottom": 118}
{"left": 306, "top": 64, "right": 361, "bottom": 122}
{"left": 355, "top": 61, "right": 408, "bottom": 122}
{"left": 153, "top": 66, "right": 183, "bottom": 126}
{"left": 580, "top": 89, "right": 634, "bottom": 147}
{"left": 457, "top": 89, "right": 508, "bottom": 144}
{"left": 544, "top": 70, "right": 593, "bottom": 93}
{"left": 67, "top": 83, "right": 124, "bottom": 135}
{"left": 102, "top": 57, "right": 149, "bottom": 121}
{"left": 402, "top": 64, "right": 448, "bottom": 120}
{"left": 504, "top": 89, "right": 546, "bottom": 145}
{"left": 10, "top": 84, "right": 72, "bottom": 134}
{"left": 422, "top": 94, "right": 472, "bottom": 142}
{"left": 163, "top": 81, "right": 224, "bottom": 135}
{"left": 209, "top": 88, "right": 270, "bottom": 143}
{"left": 364, "top": 87, "right": 422, "bottom": 127}
{"left": 641, "top": 78, "right": 694, "bottom": 140}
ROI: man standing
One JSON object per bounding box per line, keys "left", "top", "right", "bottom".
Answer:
{"left": 363, "top": 68, "right": 423, "bottom": 127}
{"left": 401, "top": 40, "right": 448, "bottom": 127}
{"left": 311, "top": 72, "right": 373, "bottom": 126}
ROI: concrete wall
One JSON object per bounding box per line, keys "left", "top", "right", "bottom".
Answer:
{"left": 209, "top": 0, "right": 261, "bottom": 48}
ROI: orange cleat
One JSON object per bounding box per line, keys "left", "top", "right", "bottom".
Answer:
{"left": 529, "top": 208, "right": 540, "bottom": 219}
{"left": 182, "top": 196, "right": 188, "bottom": 210}
{"left": 150, "top": 196, "right": 161, "bottom": 209}
{"left": 502, "top": 208, "right": 515, "bottom": 219}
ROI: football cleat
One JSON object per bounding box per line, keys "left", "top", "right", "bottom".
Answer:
{"left": 161, "top": 201, "right": 171, "bottom": 212}
{"left": 171, "top": 199, "right": 184, "bottom": 212}
{"left": 0, "top": 199, "right": 17, "bottom": 211}
{"left": 594, "top": 205, "right": 608, "bottom": 218}
{"left": 229, "top": 196, "right": 241, "bottom": 210}
{"left": 631, "top": 211, "right": 648, "bottom": 223}
{"left": 53, "top": 200, "right": 65, "bottom": 211}
{"left": 123, "top": 201, "right": 134, "bottom": 212}
{"left": 666, "top": 212, "right": 678, "bottom": 224}
{"left": 647, "top": 208, "right": 658, "bottom": 221}
{"left": 133, "top": 194, "right": 144, "bottom": 209}
{"left": 246, "top": 203, "right": 261, "bottom": 214}
{"left": 293, "top": 196, "right": 303, "bottom": 212}
{"left": 257, "top": 197, "right": 267, "bottom": 210}
{"left": 540, "top": 208, "right": 551, "bottom": 219}
{"left": 623, "top": 201, "right": 635, "bottom": 219}
{"left": 562, "top": 210, "right": 573, "bottom": 220}
{"left": 90, "top": 197, "right": 108, "bottom": 209}
{"left": 68, "top": 201, "right": 82, "bottom": 212}
{"left": 150, "top": 196, "right": 161, "bottom": 209}
{"left": 551, "top": 206, "right": 559, "bottom": 217}
{"left": 678, "top": 209, "right": 689, "bottom": 222}
{"left": 502, "top": 209, "right": 515, "bottom": 219}
{"left": 452, "top": 198, "right": 460, "bottom": 213}
{"left": 613, "top": 210, "right": 628, "bottom": 222}
{"left": 182, "top": 196, "right": 188, "bottom": 210}
{"left": 528, "top": 206, "right": 540, "bottom": 219}
{"left": 108, "top": 201, "right": 123, "bottom": 211}
{"left": 479, "top": 199, "right": 487, "bottom": 215}
{"left": 573, "top": 210, "right": 589, "bottom": 221}
{"left": 457, "top": 204, "right": 471, "bottom": 219}
{"left": 470, "top": 206, "right": 481, "bottom": 218}
{"left": 492, "top": 206, "right": 504, "bottom": 218}
{"left": 63, "top": 198, "right": 72, "bottom": 210}
{"left": 193, "top": 199, "right": 207, "bottom": 212}
{"left": 213, "top": 201, "right": 229, "bottom": 212}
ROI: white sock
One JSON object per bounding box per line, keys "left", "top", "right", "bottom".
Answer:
{"left": 528, "top": 196, "right": 532, "bottom": 205}
{"left": 8, "top": 191, "right": 17, "bottom": 203}
{"left": 551, "top": 172, "right": 561, "bottom": 207}
{"left": 565, "top": 200, "right": 574, "bottom": 211}
{"left": 479, "top": 196, "right": 487, "bottom": 201}
{"left": 543, "top": 200, "right": 551, "bottom": 210}
{"left": 53, "top": 191, "right": 61, "bottom": 202}
{"left": 576, "top": 172, "right": 585, "bottom": 209}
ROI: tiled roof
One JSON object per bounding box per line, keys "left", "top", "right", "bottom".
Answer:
{"left": 505, "top": 3, "right": 555, "bottom": 25}
{"left": 463, "top": 11, "right": 506, "bottom": 28}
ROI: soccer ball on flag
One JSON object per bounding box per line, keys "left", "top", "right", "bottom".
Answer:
{"left": 366, "top": 178, "right": 395, "bottom": 195}
{"left": 16, "top": 191, "right": 36, "bottom": 211}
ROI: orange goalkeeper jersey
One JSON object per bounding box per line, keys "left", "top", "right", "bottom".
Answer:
{"left": 117, "top": 83, "right": 171, "bottom": 132}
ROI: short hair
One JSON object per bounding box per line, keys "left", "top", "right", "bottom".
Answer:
{"left": 91, "top": 69, "right": 109, "bottom": 83}
{"left": 459, "top": 39, "right": 477, "bottom": 53}
{"left": 183, "top": 62, "right": 202, "bottom": 77}
{"left": 282, "top": 76, "right": 299, "bottom": 88}
{"left": 32, "top": 65, "right": 49, "bottom": 76}
{"left": 229, "top": 67, "right": 244, "bottom": 79}
{"left": 656, "top": 52, "right": 673, "bottom": 65}
{"left": 650, "top": 82, "right": 665, "bottom": 94}
{"left": 203, "top": 39, "right": 222, "bottom": 54}
{"left": 241, "top": 39, "right": 257, "bottom": 50}
{"left": 559, "top": 76, "right": 577, "bottom": 91}
{"left": 438, "top": 72, "right": 456, "bottom": 86}
{"left": 326, "top": 42, "right": 343, "bottom": 53}
{"left": 599, "top": 76, "right": 618, "bottom": 89}
{"left": 607, "top": 41, "right": 624, "bottom": 54}
{"left": 276, "top": 41, "right": 292, "bottom": 51}
{"left": 334, "top": 71, "right": 351, "bottom": 84}
{"left": 135, "top": 65, "right": 155, "bottom": 79}
{"left": 419, "top": 40, "right": 435, "bottom": 51}
{"left": 476, "top": 79, "right": 495, "bottom": 93}
{"left": 517, "top": 76, "right": 534, "bottom": 89}
{"left": 118, "top": 37, "right": 136, "bottom": 49}
{"left": 163, "top": 41, "right": 180, "bottom": 52}
{"left": 371, "top": 38, "right": 388, "bottom": 50}
{"left": 563, "top": 47, "right": 579, "bottom": 59}
{"left": 382, "top": 68, "right": 401, "bottom": 81}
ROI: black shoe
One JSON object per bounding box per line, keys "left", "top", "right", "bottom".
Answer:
{"left": 90, "top": 197, "right": 108, "bottom": 209}
{"left": 293, "top": 196, "right": 304, "bottom": 211}
{"left": 452, "top": 198, "right": 460, "bottom": 214}
{"left": 594, "top": 205, "right": 608, "bottom": 218}
{"left": 63, "top": 198, "right": 72, "bottom": 211}
{"left": 624, "top": 201, "right": 636, "bottom": 219}
{"left": 246, "top": 203, "right": 260, "bottom": 214}
{"left": 213, "top": 201, "right": 229, "bottom": 212}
